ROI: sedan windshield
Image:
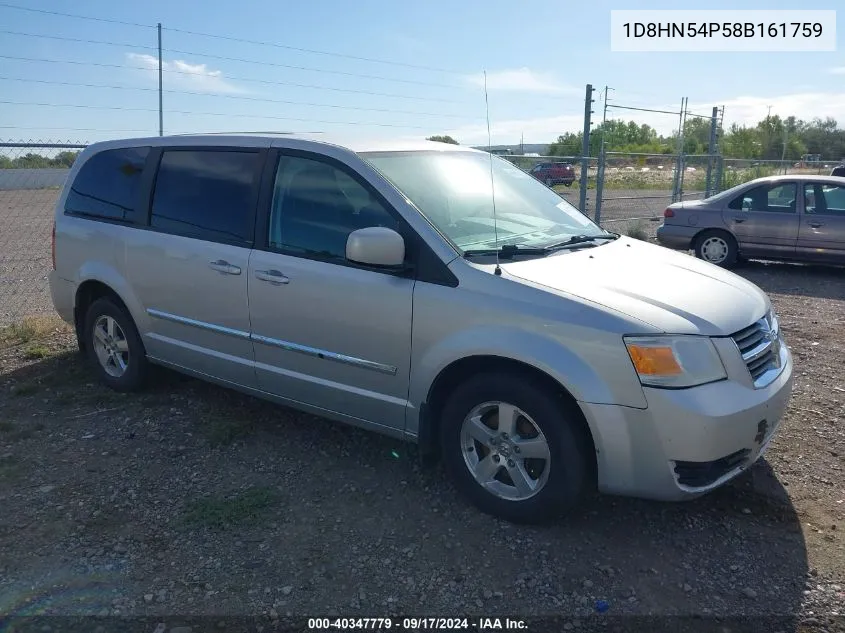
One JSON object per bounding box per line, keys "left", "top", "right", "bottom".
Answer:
{"left": 359, "top": 150, "right": 608, "bottom": 252}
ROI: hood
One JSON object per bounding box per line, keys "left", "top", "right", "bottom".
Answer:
{"left": 500, "top": 237, "right": 769, "bottom": 336}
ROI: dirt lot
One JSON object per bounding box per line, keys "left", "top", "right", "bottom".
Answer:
{"left": 0, "top": 261, "right": 843, "bottom": 630}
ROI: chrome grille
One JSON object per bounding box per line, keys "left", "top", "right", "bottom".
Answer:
{"left": 731, "top": 311, "right": 782, "bottom": 387}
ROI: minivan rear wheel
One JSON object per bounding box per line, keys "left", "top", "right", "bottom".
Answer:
{"left": 694, "top": 229, "right": 737, "bottom": 267}
{"left": 439, "top": 372, "right": 589, "bottom": 523}
{"left": 83, "top": 297, "right": 148, "bottom": 392}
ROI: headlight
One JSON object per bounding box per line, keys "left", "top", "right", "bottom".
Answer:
{"left": 624, "top": 335, "right": 727, "bottom": 388}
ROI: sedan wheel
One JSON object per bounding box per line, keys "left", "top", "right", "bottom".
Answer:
{"left": 694, "top": 229, "right": 738, "bottom": 267}
{"left": 460, "top": 401, "right": 551, "bottom": 501}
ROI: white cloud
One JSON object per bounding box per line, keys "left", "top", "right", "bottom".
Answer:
{"left": 126, "top": 53, "right": 245, "bottom": 94}
{"left": 466, "top": 68, "right": 576, "bottom": 95}
{"left": 690, "top": 92, "right": 845, "bottom": 129}
{"left": 829, "top": 66, "right": 845, "bottom": 75}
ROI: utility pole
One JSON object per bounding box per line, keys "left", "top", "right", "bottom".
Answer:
{"left": 157, "top": 23, "right": 163, "bottom": 136}
{"left": 578, "top": 84, "right": 595, "bottom": 214}
{"left": 781, "top": 124, "right": 789, "bottom": 173}
{"left": 672, "top": 97, "right": 687, "bottom": 203}
{"left": 705, "top": 106, "right": 719, "bottom": 198}
{"left": 593, "top": 86, "right": 612, "bottom": 225}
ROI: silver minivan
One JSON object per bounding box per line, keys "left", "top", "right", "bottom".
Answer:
{"left": 49, "top": 134, "right": 794, "bottom": 523}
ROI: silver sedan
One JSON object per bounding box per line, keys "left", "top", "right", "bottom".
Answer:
{"left": 656, "top": 175, "right": 845, "bottom": 267}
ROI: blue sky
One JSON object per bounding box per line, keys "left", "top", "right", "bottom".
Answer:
{"left": 0, "top": 0, "right": 843, "bottom": 145}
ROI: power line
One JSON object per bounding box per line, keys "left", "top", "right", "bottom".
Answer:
{"left": 0, "top": 27, "right": 468, "bottom": 89}
{"left": 0, "top": 2, "right": 153, "bottom": 28}
{"left": 606, "top": 103, "right": 713, "bottom": 119}
{"left": 162, "top": 27, "right": 464, "bottom": 75}
{"left": 0, "top": 2, "right": 464, "bottom": 75}
{"left": 0, "top": 29, "right": 157, "bottom": 51}
{"left": 0, "top": 76, "right": 477, "bottom": 120}
{"left": 0, "top": 100, "right": 442, "bottom": 130}
{"left": 0, "top": 54, "right": 469, "bottom": 103}
{"left": 162, "top": 47, "right": 467, "bottom": 89}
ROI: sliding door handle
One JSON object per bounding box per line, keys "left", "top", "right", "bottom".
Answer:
{"left": 209, "top": 260, "right": 241, "bottom": 275}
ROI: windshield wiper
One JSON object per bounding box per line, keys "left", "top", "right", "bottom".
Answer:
{"left": 463, "top": 243, "right": 549, "bottom": 259}
{"left": 541, "top": 233, "right": 618, "bottom": 251}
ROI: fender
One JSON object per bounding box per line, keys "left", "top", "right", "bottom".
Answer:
{"left": 75, "top": 260, "right": 149, "bottom": 332}
{"left": 406, "top": 324, "right": 648, "bottom": 437}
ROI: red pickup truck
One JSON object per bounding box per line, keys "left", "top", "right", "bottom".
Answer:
{"left": 529, "top": 161, "right": 576, "bottom": 187}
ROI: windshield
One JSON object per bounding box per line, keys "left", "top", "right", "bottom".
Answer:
{"left": 359, "top": 150, "right": 608, "bottom": 252}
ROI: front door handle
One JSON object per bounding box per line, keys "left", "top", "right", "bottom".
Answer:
{"left": 255, "top": 269, "right": 290, "bottom": 285}
{"left": 209, "top": 260, "right": 241, "bottom": 275}
{"left": 808, "top": 221, "right": 823, "bottom": 228}
{"left": 732, "top": 217, "right": 746, "bottom": 223}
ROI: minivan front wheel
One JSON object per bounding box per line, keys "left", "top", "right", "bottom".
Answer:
{"left": 439, "top": 372, "right": 589, "bottom": 523}
{"left": 84, "top": 297, "right": 148, "bottom": 392}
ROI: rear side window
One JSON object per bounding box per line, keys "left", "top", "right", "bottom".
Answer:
{"left": 64, "top": 146, "right": 150, "bottom": 221}
{"left": 150, "top": 149, "right": 260, "bottom": 245}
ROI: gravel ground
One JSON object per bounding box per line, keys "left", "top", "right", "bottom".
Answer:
{"left": 0, "top": 261, "right": 843, "bottom": 631}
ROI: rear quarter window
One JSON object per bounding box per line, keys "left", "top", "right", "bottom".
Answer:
{"left": 64, "top": 146, "right": 150, "bottom": 222}
{"left": 149, "top": 149, "right": 261, "bottom": 246}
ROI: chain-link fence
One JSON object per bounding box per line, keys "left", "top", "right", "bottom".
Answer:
{"left": 2, "top": 140, "right": 839, "bottom": 326}
{"left": 0, "top": 142, "right": 85, "bottom": 326}
{"left": 501, "top": 154, "right": 599, "bottom": 217}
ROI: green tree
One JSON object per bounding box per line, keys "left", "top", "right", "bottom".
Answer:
{"left": 50, "top": 151, "right": 80, "bottom": 168}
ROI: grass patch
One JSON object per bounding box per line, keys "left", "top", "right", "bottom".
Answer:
{"left": 204, "top": 414, "right": 257, "bottom": 447}
{"left": 23, "top": 345, "right": 52, "bottom": 360}
{"left": 0, "top": 315, "right": 68, "bottom": 349}
{"left": 183, "top": 487, "right": 277, "bottom": 529}
{"left": 625, "top": 223, "right": 650, "bottom": 241}
{"left": 10, "top": 382, "right": 39, "bottom": 397}
{"left": 0, "top": 421, "right": 45, "bottom": 441}
{"left": 0, "top": 457, "right": 24, "bottom": 482}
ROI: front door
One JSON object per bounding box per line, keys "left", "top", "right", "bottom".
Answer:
{"left": 797, "top": 182, "right": 845, "bottom": 264}
{"left": 247, "top": 151, "right": 414, "bottom": 431}
{"left": 721, "top": 181, "right": 800, "bottom": 258}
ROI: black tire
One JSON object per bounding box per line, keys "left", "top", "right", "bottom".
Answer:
{"left": 564, "top": 180, "right": 573, "bottom": 187}
{"left": 693, "top": 229, "right": 738, "bottom": 268}
{"left": 83, "top": 297, "right": 149, "bottom": 392}
{"left": 439, "top": 372, "right": 590, "bottom": 524}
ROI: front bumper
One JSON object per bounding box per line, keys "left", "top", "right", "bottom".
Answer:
{"left": 655, "top": 223, "right": 698, "bottom": 250}
{"left": 580, "top": 339, "right": 793, "bottom": 501}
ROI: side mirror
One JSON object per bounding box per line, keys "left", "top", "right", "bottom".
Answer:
{"left": 346, "top": 227, "right": 406, "bottom": 268}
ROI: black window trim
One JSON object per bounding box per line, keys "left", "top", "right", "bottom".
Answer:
{"left": 254, "top": 148, "right": 458, "bottom": 287}
{"left": 63, "top": 145, "right": 154, "bottom": 228}
{"left": 140, "top": 145, "right": 268, "bottom": 249}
